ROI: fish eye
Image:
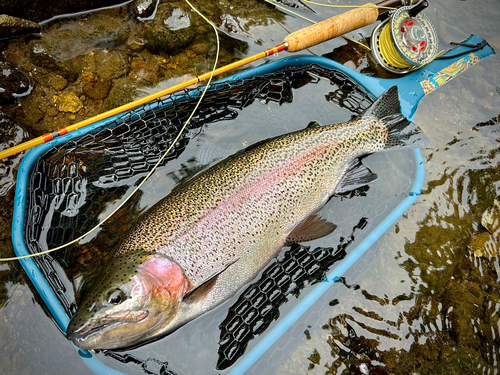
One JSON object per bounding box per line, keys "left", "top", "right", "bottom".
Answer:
{"left": 105, "top": 288, "right": 125, "bottom": 305}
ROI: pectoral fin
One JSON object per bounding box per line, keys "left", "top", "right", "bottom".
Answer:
{"left": 183, "top": 258, "right": 239, "bottom": 303}
{"left": 285, "top": 214, "right": 337, "bottom": 245}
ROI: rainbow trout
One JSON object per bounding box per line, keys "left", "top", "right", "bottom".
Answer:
{"left": 67, "top": 86, "right": 428, "bottom": 349}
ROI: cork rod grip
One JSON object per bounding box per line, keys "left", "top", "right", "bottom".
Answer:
{"left": 283, "top": 4, "right": 379, "bottom": 52}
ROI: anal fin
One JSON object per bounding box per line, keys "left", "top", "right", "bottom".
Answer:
{"left": 334, "top": 158, "right": 378, "bottom": 194}
{"left": 285, "top": 214, "right": 337, "bottom": 245}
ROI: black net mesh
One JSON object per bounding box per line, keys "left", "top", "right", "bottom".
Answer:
{"left": 22, "top": 63, "right": 383, "bottom": 374}
{"left": 217, "top": 218, "right": 369, "bottom": 370}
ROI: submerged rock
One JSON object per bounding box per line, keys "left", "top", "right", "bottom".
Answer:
{"left": 102, "top": 77, "right": 138, "bottom": 111}
{"left": 144, "top": 4, "right": 196, "bottom": 54}
{"left": 30, "top": 41, "right": 80, "bottom": 82}
{"left": 481, "top": 196, "right": 500, "bottom": 235}
{"left": 89, "top": 50, "right": 129, "bottom": 80}
{"left": 468, "top": 231, "right": 499, "bottom": 258}
{"left": 57, "top": 92, "right": 84, "bottom": 113}
{"left": 50, "top": 74, "right": 68, "bottom": 91}
{"left": 0, "top": 14, "right": 40, "bottom": 39}
{"left": 468, "top": 197, "right": 500, "bottom": 259}
{"left": 29, "top": 13, "right": 129, "bottom": 75}
{"left": 0, "top": 60, "right": 32, "bottom": 101}
{"left": 82, "top": 77, "right": 112, "bottom": 99}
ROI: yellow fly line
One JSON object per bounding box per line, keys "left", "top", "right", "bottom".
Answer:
{"left": 377, "top": 19, "right": 445, "bottom": 70}
{"left": 379, "top": 22, "right": 414, "bottom": 68}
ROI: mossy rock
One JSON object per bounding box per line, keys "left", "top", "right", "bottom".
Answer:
{"left": 144, "top": 4, "right": 196, "bottom": 55}
{"left": 0, "top": 60, "right": 31, "bottom": 101}
{"left": 102, "top": 77, "right": 138, "bottom": 112}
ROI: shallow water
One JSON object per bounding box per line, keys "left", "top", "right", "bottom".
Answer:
{"left": 0, "top": 0, "right": 499, "bottom": 374}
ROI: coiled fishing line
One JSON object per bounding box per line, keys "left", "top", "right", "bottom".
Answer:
{"left": 378, "top": 21, "right": 414, "bottom": 69}
{"left": 370, "top": 1, "right": 439, "bottom": 74}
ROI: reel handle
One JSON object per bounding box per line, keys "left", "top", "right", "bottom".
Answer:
{"left": 283, "top": 4, "right": 379, "bottom": 52}
{"left": 408, "top": 0, "right": 429, "bottom": 17}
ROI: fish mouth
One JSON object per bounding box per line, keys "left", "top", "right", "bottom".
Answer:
{"left": 69, "top": 310, "right": 150, "bottom": 343}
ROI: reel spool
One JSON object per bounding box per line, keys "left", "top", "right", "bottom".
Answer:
{"left": 371, "top": 0, "right": 438, "bottom": 74}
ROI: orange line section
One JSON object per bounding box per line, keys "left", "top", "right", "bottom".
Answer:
{"left": 0, "top": 44, "right": 287, "bottom": 160}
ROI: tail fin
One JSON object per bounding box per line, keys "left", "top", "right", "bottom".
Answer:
{"left": 361, "top": 86, "right": 430, "bottom": 150}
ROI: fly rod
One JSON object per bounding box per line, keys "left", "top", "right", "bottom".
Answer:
{"left": 0, "top": 0, "right": 408, "bottom": 160}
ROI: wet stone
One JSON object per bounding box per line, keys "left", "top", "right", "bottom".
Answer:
{"left": 0, "top": 60, "right": 32, "bottom": 101}
{"left": 144, "top": 4, "right": 196, "bottom": 54}
{"left": 81, "top": 72, "right": 96, "bottom": 82}
{"left": 29, "top": 42, "right": 80, "bottom": 82}
{"left": 47, "top": 106, "right": 59, "bottom": 117}
{"left": 23, "top": 106, "right": 44, "bottom": 125}
{"left": 0, "top": 14, "right": 40, "bottom": 39}
{"left": 82, "top": 77, "right": 112, "bottom": 99}
{"left": 131, "top": 0, "right": 156, "bottom": 19}
{"left": 468, "top": 197, "right": 500, "bottom": 258}
{"left": 126, "top": 26, "right": 146, "bottom": 54}
{"left": 50, "top": 75, "right": 68, "bottom": 91}
{"left": 57, "top": 92, "right": 84, "bottom": 113}
{"left": 91, "top": 49, "right": 129, "bottom": 80}
{"left": 102, "top": 77, "right": 138, "bottom": 111}
{"left": 34, "top": 14, "right": 128, "bottom": 63}
{"left": 28, "top": 13, "right": 129, "bottom": 83}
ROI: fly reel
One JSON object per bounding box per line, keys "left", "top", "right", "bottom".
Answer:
{"left": 371, "top": 0, "right": 438, "bottom": 74}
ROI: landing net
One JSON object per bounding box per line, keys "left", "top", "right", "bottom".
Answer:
{"left": 18, "top": 61, "right": 418, "bottom": 374}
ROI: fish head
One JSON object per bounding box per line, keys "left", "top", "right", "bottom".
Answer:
{"left": 67, "top": 250, "right": 190, "bottom": 350}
